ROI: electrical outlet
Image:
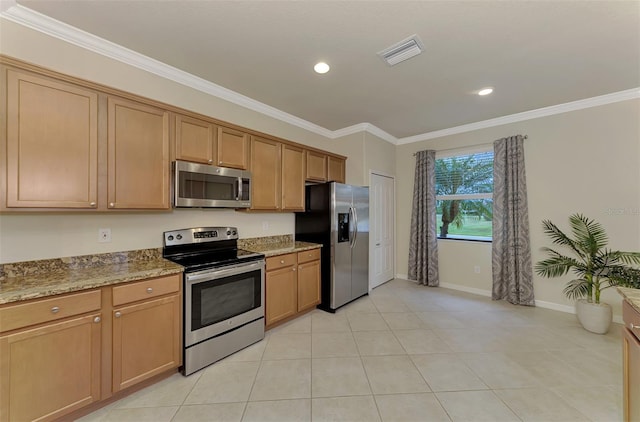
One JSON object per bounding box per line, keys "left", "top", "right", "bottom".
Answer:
{"left": 98, "top": 228, "right": 112, "bottom": 243}
{"left": 262, "top": 221, "right": 269, "bottom": 231}
{"left": 474, "top": 266, "right": 481, "bottom": 274}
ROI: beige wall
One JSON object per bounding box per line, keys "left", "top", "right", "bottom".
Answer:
{"left": 0, "top": 20, "right": 367, "bottom": 263}
{"left": 396, "top": 99, "right": 640, "bottom": 318}
{"left": 2, "top": 19, "right": 637, "bottom": 321}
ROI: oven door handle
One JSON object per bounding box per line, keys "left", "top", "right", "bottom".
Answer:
{"left": 186, "top": 260, "right": 264, "bottom": 284}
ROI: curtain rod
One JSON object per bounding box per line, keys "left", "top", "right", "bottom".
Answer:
{"left": 412, "top": 135, "right": 528, "bottom": 156}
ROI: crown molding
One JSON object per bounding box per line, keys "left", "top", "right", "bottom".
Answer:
{"left": 397, "top": 87, "right": 640, "bottom": 145}
{"left": 0, "top": 3, "right": 335, "bottom": 139}
{"left": 2, "top": 3, "right": 638, "bottom": 147}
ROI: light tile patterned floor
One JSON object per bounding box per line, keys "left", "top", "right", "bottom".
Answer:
{"left": 78, "top": 278, "right": 623, "bottom": 422}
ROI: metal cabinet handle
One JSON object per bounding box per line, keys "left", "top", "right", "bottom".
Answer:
{"left": 631, "top": 323, "right": 639, "bottom": 330}
{"left": 219, "top": 161, "right": 223, "bottom": 165}
{"left": 90, "top": 202, "right": 97, "bottom": 207}
{"left": 280, "top": 260, "right": 285, "bottom": 264}
{"left": 109, "top": 202, "right": 115, "bottom": 208}
{"left": 94, "top": 316, "right": 101, "bottom": 323}
{"left": 146, "top": 287, "right": 153, "bottom": 294}
{"left": 292, "top": 267, "right": 296, "bottom": 272}
{"left": 115, "top": 311, "right": 122, "bottom": 318}
{"left": 208, "top": 159, "right": 213, "bottom": 164}
{"left": 51, "top": 306, "right": 60, "bottom": 314}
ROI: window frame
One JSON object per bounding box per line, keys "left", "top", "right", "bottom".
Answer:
{"left": 435, "top": 145, "right": 493, "bottom": 242}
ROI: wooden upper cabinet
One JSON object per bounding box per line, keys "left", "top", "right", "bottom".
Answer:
{"left": 282, "top": 144, "right": 305, "bottom": 212}
{"left": 217, "top": 126, "right": 249, "bottom": 169}
{"left": 107, "top": 96, "right": 170, "bottom": 209}
{"left": 328, "top": 156, "right": 346, "bottom": 183}
{"left": 250, "top": 136, "right": 281, "bottom": 210}
{"left": 174, "top": 114, "right": 215, "bottom": 164}
{"left": 305, "top": 151, "right": 327, "bottom": 182}
{"left": 5, "top": 69, "right": 99, "bottom": 209}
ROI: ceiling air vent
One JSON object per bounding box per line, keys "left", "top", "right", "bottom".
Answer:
{"left": 377, "top": 35, "right": 424, "bottom": 66}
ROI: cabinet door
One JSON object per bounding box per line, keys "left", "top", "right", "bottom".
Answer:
{"left": 623, "top": 326, "right": 640, "bottom": 422}
{"left": 5, "top": 70, "right": 98, "bottom": 209}
{"left": 327, "top": 156, "right": 346, "bottom": 183}
{"left": 217, "top": 126, "right": 249, "bottom": 169}
{"left": 0, "top": 313, "right": 101, "bottom": 422}
{"left": 250, "top": 136, "right": 281, "bottom": 210}
{"left": 265, "top": 266, "right": 297, "bottom": 327}
{"left": 297, "top": 259, "right": 320, "bottom": 312}
{"left": 112, "top": 294, "right": 181, "bottom": 392}
{"left": 281, "top": 144, "right": 305, "bottom": 212}
{"left": 175, "top": 114, "right": 215, "bottom": 164}
{"left": 107, "top": 97, "right": 170, "bottom": 209}
{"left": 305, "top": 151, "right": 327, "bottom": 182}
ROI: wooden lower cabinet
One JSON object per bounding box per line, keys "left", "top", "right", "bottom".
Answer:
{"left": 297, "top": 259, "right": 321, "bottom": 312}
{"left": 0, "top": 313, "right": 102, "bottom": 422}
{"left": 623, "top": 299, "right": 640, "bottom": 422}
{"left": 265, "top": 249, "right": 321, "bottom": 329}
{"left": 112, "top": 295, "right": 181, "bottom": 392}
{"left": 111, "top": 275, "right": 181, "bottom": 392}
{"left": 0, "top": 274, "right": 182, "bottom": 421}
{"left": 265, "top": 255, "right": 298, "bottom": 327}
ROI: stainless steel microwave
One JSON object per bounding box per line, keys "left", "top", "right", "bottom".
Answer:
{"left": 173, "top": 160, "right": 251, "bottom": 208}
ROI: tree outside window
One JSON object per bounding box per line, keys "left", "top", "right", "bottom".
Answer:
{"left": 435, "top": 150, "right": 493, "bottom": 240}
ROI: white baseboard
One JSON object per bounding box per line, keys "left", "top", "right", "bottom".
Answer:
{"left": 394, "top": 275, "right": 623, "bottom": 324}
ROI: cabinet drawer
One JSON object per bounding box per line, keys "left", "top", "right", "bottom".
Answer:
{"left": 623, "top": 299, "right": 640, "bottom": 342}
{"left": 297, "top": 248, "right": 320, "bottom": 264}
{"left": 266, "top": 253, "right": 297, "bottom": 271}
{"left": 112, "top": 274, "right": 180, "bottom": 307}
{"left": 0, "top": 289, "right": 101, "bottom": 333}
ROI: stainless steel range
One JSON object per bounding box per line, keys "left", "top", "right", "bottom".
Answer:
{"left": 162, "top": 227, "right": 265, "bottom": 375}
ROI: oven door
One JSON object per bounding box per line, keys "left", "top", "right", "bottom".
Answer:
{"left": 185, "top": 260, "right": 264, "bottom": 347}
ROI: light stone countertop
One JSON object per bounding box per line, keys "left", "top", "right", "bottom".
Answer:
{"left": 241, "top": 241, "right": 322, "bottom": 257}
{"left": 0, "top": 250, "right": 183, "bottom": 305}
{"left": 618, "top": 287, "right": 640, "bottom": 313}
{"left": 0, "top": 235, "right": 321, "bottom": 305}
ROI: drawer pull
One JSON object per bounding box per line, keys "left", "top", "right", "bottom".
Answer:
{"left": 293, "top": 267, "right": 296, "bottom": 272}
{"left": 115, "top": 311, "right": 122, "bottom": 318}
{"left": 280, "top": 260, "right": 285, "bottom": 264}
{"left": 631, "top": 323, "right": 639, "bottom": 330}
{"left": 146, "top": 287, "right": 153, "bottom": 294}
{"left": 94, "top": 316, "right": 101, "bottom": 323}
{"left": 51, "top": 306, "right": 60, "bottom": 314}
{"left": 90, "top": 202, "right": 97, "bottom": 207}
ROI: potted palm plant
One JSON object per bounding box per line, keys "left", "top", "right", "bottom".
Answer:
{"left": 535, "top": 213, "right": 640, "bottom": 334}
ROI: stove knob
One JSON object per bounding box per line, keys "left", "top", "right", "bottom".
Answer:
{"left": 227, "top": 230, "right": 231, "bottom": 236}
{"left": 167, "top": 235, "right": 174, "bottom": 241}
{"left": 176, "top": 234, "right": 182, "bottom": 240}
{"left": 232, "top": 230, "right": 237, "bottom": 235}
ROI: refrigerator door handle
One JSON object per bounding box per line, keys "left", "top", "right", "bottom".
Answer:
{"left": 351, "top": 206, "right": 358, "bottom": 249}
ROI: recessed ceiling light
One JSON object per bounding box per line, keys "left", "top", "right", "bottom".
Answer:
{"left": 478, "top": 88, "right": 494, "bottom": 96}
{"left": 314, "top": 62, "right": 330, "bottom": 74}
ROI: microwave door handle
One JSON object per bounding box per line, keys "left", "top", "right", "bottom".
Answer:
{"left": 235, "top": 177, "right": 242, "bottom": 201}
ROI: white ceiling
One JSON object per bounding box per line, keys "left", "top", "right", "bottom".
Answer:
{"left": 4, "top": 0, "right": 640, "bottom": 141}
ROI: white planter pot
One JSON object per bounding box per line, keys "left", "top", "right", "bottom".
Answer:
{"left": 575, "top": 299, "right": 612, "bottom": 334}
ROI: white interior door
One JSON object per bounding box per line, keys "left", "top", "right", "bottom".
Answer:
{"left": 370, "top": 172, "right": 395, "bottom": 289}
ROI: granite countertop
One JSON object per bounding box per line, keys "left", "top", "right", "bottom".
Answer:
{"left": 0, "top": 235, "right": 321, "bottom": 306}
{"left": 618, "top": 287, "right": 640, "bottom": 313}
{"left": 0, "top": 249, "right": 183, "bottom": 305}
{"left": 242, "top": 241, "right": 321, "bottom": 257}
{"left": 238, "top": 234, "right": 321, "bottom": 258}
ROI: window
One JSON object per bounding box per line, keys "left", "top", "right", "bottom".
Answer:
{"left": 435, "top": 149, "right": 493, "bottom": 241}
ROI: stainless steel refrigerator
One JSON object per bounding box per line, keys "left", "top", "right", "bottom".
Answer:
{"left": 295, "top": 182, "right": 369, "bottom": 312}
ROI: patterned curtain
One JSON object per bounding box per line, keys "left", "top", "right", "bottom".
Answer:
{"left": 408, "top": 150, "right": 439, "bottom": 286}
{"left": 492, "top": 135, "right": 534, "bottom": 305}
